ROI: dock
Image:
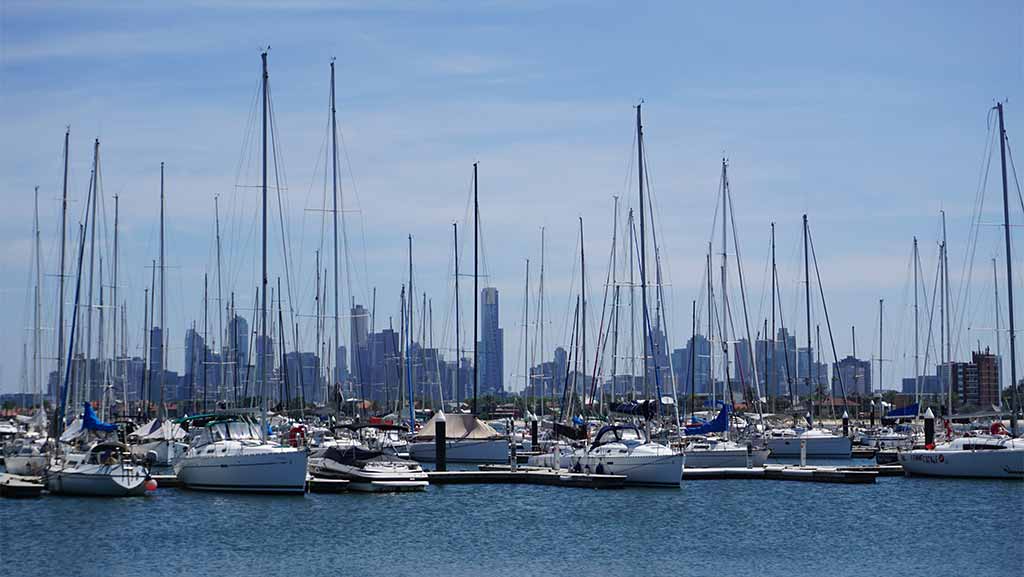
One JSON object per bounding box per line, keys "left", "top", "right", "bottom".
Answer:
{"left": 307, "top": 477, "right": 351, "bottom": 493}
{"left": 428, "top": 467, "right": 625, "bottom": 489}
{"left": 1, "top": 473, "right": 45, "bottom": 498}
{"left": 683, "top": 464, "right": 880, "bottom": 484}
{"left": 851, "top": 447, "right": 878, "bottom": 459}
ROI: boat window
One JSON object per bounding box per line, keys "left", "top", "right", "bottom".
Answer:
{"left": 619, "top": 428, "right": 641, "bottom": 442}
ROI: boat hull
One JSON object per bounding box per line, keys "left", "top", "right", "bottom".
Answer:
{"left": 571, "top": 453, "right": 685, "bottom": 487}
{"left": 175, "top": 448, "right": 308, "bottom": 494}
{"left": 4, "top": 454, "right": 48, "bottom": 476}
{"left": 409, "top": 439, "right": 508, "bottom": 464}
{"left": 685, "top": 448, "right": 770, "bottom": 469}
{"left": 45, "top": 465, "right": 149, "bottom": 497}
{"left": 767, "top": 435, "right": 852, "bottom": 458}
{"left": 309, "top": 458, "right": 428, "bottom": 493}
{"left": 899, "top": 448, "right": 1024, "bottom": 479}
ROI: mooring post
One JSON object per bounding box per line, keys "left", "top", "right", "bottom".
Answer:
{"left": 800, "top": 438, "right": 807, "bottom": 466}
{"left": 531, "top": 416, "right": 539, "bottom": 452}
{"left": 924, "top": 407, "right": 935, "bottom": 447}
{"left": 842, "top": 410, "right": 850, "bottom": 438}
{"left": 509, "top": 418, "right": 518, "bottom": 472}
{"left": 435, "top": 410, "right": 447, "bottom": 472}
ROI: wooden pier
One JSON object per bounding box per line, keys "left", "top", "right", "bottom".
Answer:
{"left": 682, "top": 464, "right": 885, "bottom": 483}
{"left": 428, "top": 467, "right": 625, "bottom": 489}
{"left": 0, "top": 474, "right": 44, "bottom": 498}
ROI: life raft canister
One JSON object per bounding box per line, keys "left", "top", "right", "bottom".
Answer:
{"left": 288, "top": 424, "right": 307, "bottom": 447}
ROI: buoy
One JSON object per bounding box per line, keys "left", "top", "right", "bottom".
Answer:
{"left": 145, "top": 479, "right": 158, "bottom": 492}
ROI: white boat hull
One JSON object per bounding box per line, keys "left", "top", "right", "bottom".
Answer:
{"left": 685, "top": 448, "right": 770, "bottom": 468}
{"left": 899, "top": 448, "right": 1024, "bottom": 479}
{"left": 767, "top": 435, "right": 852, "bottom": 458}
{"left": 309, "top": 457, "right": 428, "bottom": 493}
{"left": 4, "top": 454, "right": 48, "bottom": 476}
{"left": 409, "top": 439, "right": 508, "bottom": 464}
{"left": 45, "top": 464, "right": 149, "bottom": 497}
{"left": 571, "top": 452, "right": 685, "bottom": 487}
{"left": 175, "top": 448, "right": 308, "bottom": 494}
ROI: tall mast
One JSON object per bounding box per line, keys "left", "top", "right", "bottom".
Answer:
{"left": 538, "top": 227, "right": 546, "bottom": 414}
{"left": 159, "top": 162, "right": 167, "bottom": 417}
{"left": 914, "top": 237, "right": 920, "bottom": 406}
{"left": 996, "top": 102, "right": 1018, "bottom": 436}
{"left": 407, "top": 235, "right": 415, "bottom": 430}
{"left": 55, "top": 128, "right": 69, "bottom": 410}
{"left": 802, "top": 214, "right": 812, "bottom": 414}
{"left": 579, "top": 216, "right": 586, "bottom": 400}
{"left": 523, "top": 258, "right": 529, "bottom": 398}
{"left": 215, "top": 196, "right": 225, "bottom": 405}
{"left": 85, "top": 139, "right": 99, "bottom": 408}
{"left": 113, "top": 195, "right": 122, "bottom": 409}
{"left": 330, "top": 59, "right": 341, "bottom": 409}
{"left": 203, "top": 273, "right": 209, "bottom": 413}
{"left": 720, "top": 159, "right": 729, "bottom": 404}
{"left": 610, "top": 199, "right": 619, "bottom": 405}
{"left": 453, "top": 222, "right": 460, "bottom": 405}
{"left": 33, "top": 187, "right": 42, "bottom": 408}
{"left": 628, "top": 210, "right": 636, "bottom": 400}
{"left": 260, "top": 50, "right": 269, "bottom": 438}
{"left": 473, "top": 162, "right": 479, "bottom": 414}
{"left": 770, "top": 222, "right": 776, "bottom": 407}
{"left": 636, "top": 104, "right": 650, "bottom": 399}
{"left": 942, "top": 210, "right": 953, "bottom": 417}
{"left": 878, "top": 298, "right": 883, "bottom": 398}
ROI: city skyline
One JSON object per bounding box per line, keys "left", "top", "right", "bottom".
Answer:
{"left": 2, "top": 1, "right": 1022, "bottom": 397}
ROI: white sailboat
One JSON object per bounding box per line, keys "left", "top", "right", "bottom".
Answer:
{"left": 128, "top": 418, "right": 188, "bottom": 466}
{"left": 408, "top": 412, "right": 508, "bottom": 464}
{"left": 566, "top": 424, "right": 684, "bottom": 487}
{"left": 765, "top": 427, "right": 852, "bottom": 458}
{"left": 46, "top": 441, "right": 152, "bottom": 497}
{"left": 683, "top": 437, "right": 770, "bottom": 468}
{"left": 174, "top": 413, "right": 308, "bottom": 494}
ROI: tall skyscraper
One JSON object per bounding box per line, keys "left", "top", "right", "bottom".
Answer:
{"left": 350, "top": 304, "right": 369, "bottom": 387}
{"left": 480, "top": 287, "right": 503, "bottom": 394}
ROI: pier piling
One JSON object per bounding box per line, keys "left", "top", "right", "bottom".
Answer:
{"left": 435, "top": 410, "right": 447, "bottom": 472}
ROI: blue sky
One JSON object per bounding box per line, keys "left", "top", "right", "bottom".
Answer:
{"left": 1, "top": 1, "right": 1022, "bottom": 394}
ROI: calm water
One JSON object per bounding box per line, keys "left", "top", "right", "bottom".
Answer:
{"left": 2, "top": 463, "right": 1021, "bottom": 577}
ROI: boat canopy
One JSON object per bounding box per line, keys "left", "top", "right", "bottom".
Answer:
{"left": 130, "top": 418, "right": 187, "bottom": 441}
{"left": 684, "top": 405, "right": 730, "bottom": 436}
{"left": 82, "top": 403, "right": 118, "bottom": 433}
{"left": 609, "top": 399, "right": 658, "bottom": 419}
{"left": 413, "top": 413, "right": 501, "bottom": 441}
{"left": 591, "top": 424, "right": 645, "bottom": 448}
{"left": 885, "top": 403, "right": 919, "bottom": 419}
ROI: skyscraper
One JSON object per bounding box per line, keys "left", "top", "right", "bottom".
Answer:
{"left": 350, "top": 304, "right": 369, "bottom": 388}
{"left": 479, "top": 287, "right": 503, "bottom": 394}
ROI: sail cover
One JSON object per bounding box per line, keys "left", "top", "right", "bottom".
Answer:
{"left": 413, "top": 413, "right": 501, "bottom": 441}
{"left": 131, "top": 418, "right": 186, "bottom": 441}
{"left": 684, "top": 405, "right": 729, "bottom": 436}
{"left": 82, "top": 402, "right": 118, "bottom": 433}
{"left": 609, "top": 399, "right": 658, "bottom": 419}
{"left": 885, "top": 403, "right": 919, "bottom": 419}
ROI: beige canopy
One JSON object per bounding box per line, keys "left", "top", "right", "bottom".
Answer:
{"left": 414, "top": 413, "right": 502, "bottom": 441}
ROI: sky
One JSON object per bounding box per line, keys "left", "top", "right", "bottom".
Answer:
{"left": 1, "top": 0, "right": 1022, "bottom": 395}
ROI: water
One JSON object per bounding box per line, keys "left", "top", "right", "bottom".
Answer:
{"left": 2, "top": 465, "right": 1021, "bottom": 577}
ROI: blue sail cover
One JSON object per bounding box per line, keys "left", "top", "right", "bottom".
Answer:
{"left": 885, "top": 403, "right": 919, "bottom": 419}
{"left": 684, "top": 405, "right": 729, "bottom": 436}
{"left": 82, "top": 402, "right": 118, "bottom": 433}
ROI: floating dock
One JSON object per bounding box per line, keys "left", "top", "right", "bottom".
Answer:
{"left": 307, "top": 477, "right": 351, "bottom": 493}
{"left": 0, "top": 474, "right": 45, "bottom": 498}
{"left": 683, "top": 464, "right": 880, "bottom": 483}
{"left": 428, "top": 467, "right": 625, "bottom": 489}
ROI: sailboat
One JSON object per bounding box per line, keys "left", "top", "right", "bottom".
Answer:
{"left": 173, "top": 51, "right": 307, "bottom": 494}
{"left": 899, "top": 103, "right": 1024, "bottom": 480}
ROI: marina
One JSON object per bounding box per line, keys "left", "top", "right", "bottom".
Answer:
{"left": 2, "top": 3, "right": 1024, "bottom": 577}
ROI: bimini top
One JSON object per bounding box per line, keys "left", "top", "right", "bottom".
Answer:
{"left": 413, "top": 413, "right": 502, "bottom": 441}
{"left": 591, "top": 424, "right": 646, "bottom": 449}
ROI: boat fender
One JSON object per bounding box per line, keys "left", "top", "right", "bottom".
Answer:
{"left": 595, "top": 463, "right": 605, "bottom": 475}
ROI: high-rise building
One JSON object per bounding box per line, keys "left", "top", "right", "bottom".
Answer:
{"left": 184, "top": 327, "right": 204, "bottom": 379}
{"left": 350, "top": 304, "right": 369, "bottom": 387}
{"left": 950, "top": 348, "right": 1001, "bottom": 407}
{"left": 479, "top": 287, "right": 503, "bottom": 394}
{"left": 833, "top": 355, "right": 872, "bottom": 397}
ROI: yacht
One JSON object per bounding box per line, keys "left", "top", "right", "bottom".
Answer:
{"left": 174, "top": 413, "right": 308, "bottom": 494}
{"left": 682, "top": 436, "right": 770, "bottom": 468}
{"left": 128, "top": 417, "right": 189, "bottom": 466}
{"left": 3, "top": 436, "right": 49, "bottom": 476}
{"left": 408, "top": 413, "right": 509, "bottom": 464}
{"left": 765, "top": 428, "right": 852, "bottom": 458}
{"left": 564, "top": 424, "right": 684, "bottom": 487}
{"left": 45, "top": 442, "right": 153, "bottom": 496}
{"left": 898, "top": 435, "right": 1024, "bottom": 479}
{"left": 309, "top": 444, "right": 428, "bottom": 493}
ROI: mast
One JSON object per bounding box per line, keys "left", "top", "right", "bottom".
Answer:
{"left": 996, "top": 102, "right": 1018, "bottom": 436}
{"left": 628, "top": 210, "right": 636, "bottom": 400}
{"left": 610, "top": 199, "right": 619, "bottom": 405}
{"left": 579, "top": 216, "right": 586, "bottom": 402}
{"left": 56, "top": 128, "right": 69, "bottom": 409}
{"left": 260, "top": 50, "right": 269, "bottom": 439}
{"left": 473, "top": 162, "right": 479, "bottom": 414}
{"left": 159, "top": 162, "right": 167, "bottom": 418}
{"left": 538, "top": 227, "right": 546, "bottom": 414}
{"left": 803, "top": 214, "right": 812, "bottom": 415}
{"left": 942, "top": 210, "right": 952, "bottom": 417}
{"left": 215, "top": 196, "right": 225, "bottom": 405}
{"left": 523, "top": 259, "right": 529, "bottom": 399}
{"left": 453, "top": 222, "right": 460, "bottom": 405}
{"left": 203, "top": 273, "right": 209, "bottom": 413}
{"left": 878, "top": 299, "right": 883, "bottom": 398}
{"left": 770, "top": 222, "right": 776, "bottom": 408}
{"left": 33, "top": 187, "right": 42, "bottom": 409}
{"left": 721, "top": 159, "right": 729, "bottom": 407}
{"left": 407, "top": 235, "right": 415, "bottom": 430}
{"left": 85, "top": 139, "right": 99, "bottom": 408}
{"left": 330, "top": 59, "right": 342, "bottom": 413}
{"left": 636, "top": 104, "right": 650, "bottom": 400}
{"left": 113, "top": 195, "right": 123, "bottom": 409}
{"left": 914, "top": 237, "right": 921, "bottom": 407}
{"left": 688, "top": 300, "right": 696, "bottom": 422}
